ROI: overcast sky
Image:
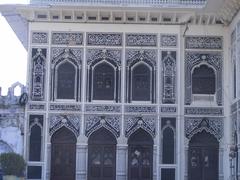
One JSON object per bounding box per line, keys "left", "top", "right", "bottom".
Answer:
{"left": 0, "top": 0, "right": 29, "bottom": 95}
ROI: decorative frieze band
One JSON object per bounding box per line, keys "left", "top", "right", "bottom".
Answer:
{"left": 85, "top": 104, "right": 121, "bottom": 113}
{"left": 160, "top": 34, "right": 177, "bottom": 47}
{"left": 125, "top": 105, "right": 157, "bottom": 113}
{"left": 85, "top": 115, "right": 120, "bottom": 138}
{"left": 185, "top": 107, "right": 223, "bottom": 116}
{"left": 185, "top": 117, "right": 223, "bottom": 141}
{"left": 87, "top": 33, "right": 122, "bottom": 46}
{"left": 160, "top": 106, "right": 177, "bottom": 113}
{"left": 126, "top": 34, "right": 157, "bottom": 47}
{"left": 28, "top": 103, "right": 46, "bottom": 111}
{"left": 125, "top": 115, "right": 156, "bottom": 138}
{"left": 185, "top": 36, "right": 223, "bottom": 50}
{"left": 32, "top": 32, "right": 48, "bottom": 44}
{"left": 49, "top": 104, "right": 81, "bottom": 111}
{"left": 52, "top": 32, "right": 83, "bottom": 45}
{"left": 49, "top": 114, "right": 81, "bottom": 137}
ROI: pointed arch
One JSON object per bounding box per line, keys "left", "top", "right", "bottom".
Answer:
{"left": 88, "top": 128, "right": 116, "bottom": 180}
{"left": 92, "top": 61, "right": 116, "bottom": 100}
{"left": 51, "top": 127, "right": 76, "bottom": 180}
{"left": 55, "top": 61, "right": 77, "bottom": 99}
{"left": 192, "top": 64, "right": 216, "bottom": 94}
{"left": 128, "top": 129, "right": 153, "bottom": 180}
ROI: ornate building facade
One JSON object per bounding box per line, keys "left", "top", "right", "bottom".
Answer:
{"left": 0, "top": 0, "right": 240, "bottom": 180}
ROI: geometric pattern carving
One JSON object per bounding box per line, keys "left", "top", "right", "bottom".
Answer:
{"left": 160, "top": 106, "right": 177, "bottom": 113}
{"left": 162, "top": 51, "right": 176, "bottom": 104}
{"left": 32, "top": 32, "right": 48, "bottom": 44}
{"left": 185, "top": 51, "right": 223, "bottom": 105}
{"left": 87, "top": 33, "right": 122, "bottom": 46}
{"left": 125, "top": 105, "right": 157, "bottom": 113}
{"left": 52, "top": 32, "right": 83, "bottom": 45}
{"left": 85, "top": 115, "right": 120, "bottom": 138}
{"left": 86, "top": 49, "right": 121, "bottom": 66}
{"left": 126, "top": 49, "right": 157, "bottom": 66}
{"left": 185, "top": 107, "right": 223, "bottom": 116}
{"left": 49, "top": 104, "right": 81, "bottom": 111}
{"left": 160, "top": 34, "right": 177, "bottom": 47}
{"left": 85, "top": 104, "right": 121, "bottom": 113}
{"left": 185, "top": 117, "right": 224, "bottom": 141}
{"left": 49, "top": 114, "right": 81, "bottom": 137}
{"left": 31, "top": 48, "right": 46, "bottom": 101}
{"left": 185, "top": 36, "right": 223, "bottom": 49}
{"left": 125, "top": 115, "right": 156, "bottom": 138}
{"left": 126, "top": 34, "right": 157, "bottom": 46}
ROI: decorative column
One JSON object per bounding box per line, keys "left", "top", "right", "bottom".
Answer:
{"left": 219, "top": 147, "right": 224, "bottom": 180}
{"left": 76, "top": 141, "right": 88, "bottom": 180}
{"left": 116, "top": 139, "right": 128, "bottom": 180}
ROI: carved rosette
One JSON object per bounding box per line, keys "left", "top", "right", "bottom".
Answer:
{"left": 160, "top": 34, "right": 177, "bottom": 47}
{"left": 125, "top": 115, "right": 156, "bottom": 138}
{"left": 185, "top": 52, "right": 223, "bottom": 105}
{"left": 32, "top": 32, "right": 48, "bottom": 44}
{"left": 126, "top": 34, "right": 157, "bottom": 46}
{"left": 86, "top": 49, "right": 121, "bottom": 66}
{"left": 185, "top": 117, "right": 223, "bottom": 141}
{"left": 49, "top": 114, "right": 81, "bottom": 137}
{"left": 85, "top": 115, "right": 120, "bottom": 138}
{"left": 126, "top": 49, "right": 157, "bottom": 67}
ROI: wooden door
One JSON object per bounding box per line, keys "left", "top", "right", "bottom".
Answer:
{"left": 188, "top": 131, "right": 219, "bottom": 180}
{"left": 88, "top": 128, "right": 116, "bottom": 180}
{"left": 128, "top": 129, "right": 153, "bottom": 180}
{"left": 51, "top": 127, "right": 77, "bottom": 180}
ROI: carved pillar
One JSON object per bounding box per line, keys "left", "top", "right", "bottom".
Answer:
{"left": 238, "top": 145, "right": 240, "bottom": 180}
{"left": 153, "top": 145, "right": 157, "bottom": 180}
{"left": 184, "top": 145, "right": 189, "bottom": 180}
{"left": 76, "top": 144, "right": 87, "bottom": 180}
{"left": 219, "top": 148, "right": 224, "bottom": 180}
{"left": 116, "top": 144, "right": 128, "bottom": 180}
{"left": 46, "top": 144, "right": 51, "bottom": 180}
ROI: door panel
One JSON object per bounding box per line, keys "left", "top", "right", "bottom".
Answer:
{"left": 188, "top": 131, "right": 219, "bottom": 180}
{"left": 50, "top": 128, "right": 76, "bottom": 180}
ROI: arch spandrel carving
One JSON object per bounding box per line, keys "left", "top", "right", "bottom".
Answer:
{"left": 185, "top": 117, "right": 223, "bottom": 141}
{"left": 85, "top": 115, "right": 120, "bottom": 138}
{"left": 49, "top": 114, "right": 81, "bottom": 137}
{"left": 125, "top": 115, "right": 156, "bottom": 138}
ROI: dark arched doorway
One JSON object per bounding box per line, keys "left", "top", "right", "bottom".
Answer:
{"left": 88, "top": 128, "right": 117, "bottom": 180}
{"left": 188, "top": 131, "right": 219, "bottom": 180}
{"left": 128, "top": 129, "right": 154, "bottom": 180}
{"left": 50, "top": 127, "right": 77, "bottom": 180}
